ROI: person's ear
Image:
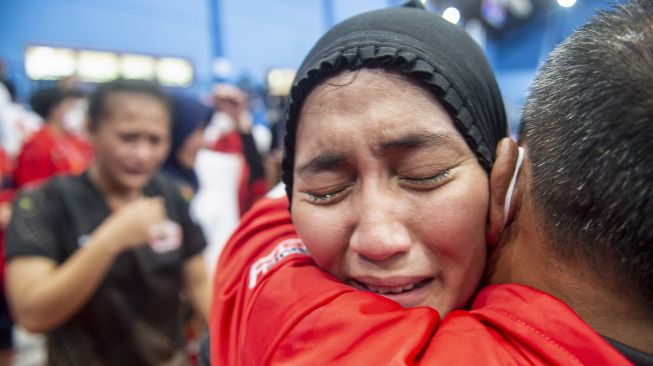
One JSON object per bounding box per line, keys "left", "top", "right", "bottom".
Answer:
{"left": 486, "top": 138, "right": 523, "bottom": 245}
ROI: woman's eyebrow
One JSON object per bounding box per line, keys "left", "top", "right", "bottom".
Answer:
{"left": 374, "top": 130, "right": 460, "bottom": 155}
{"left": 296, "top": 153, "right": 347, "bottom": 179}
{"left": 296, "top": 132, "right": 460, "bottom": 178}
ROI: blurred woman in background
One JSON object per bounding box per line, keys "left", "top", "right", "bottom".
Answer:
{"left": 5, "top": 79, "right": 210, "bottom": 366}
{"left": 164, "top": 94, "right": 213, "bottom": 199}
{"left": 164, "top": 92, "right": 242, "bottom": 283}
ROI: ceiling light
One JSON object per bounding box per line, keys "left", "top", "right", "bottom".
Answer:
{"left": 557, "top": 0, "right": 576, "bottom": 8}
{"left": 443, "top": 7, "right": 461, "bottom": 24}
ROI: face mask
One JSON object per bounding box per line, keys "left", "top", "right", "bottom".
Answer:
{"left": 63, "top": 100, "right": 87, "bottom": 135}
{"left": 503, "top": 146, "right": 525, "bottom": 227}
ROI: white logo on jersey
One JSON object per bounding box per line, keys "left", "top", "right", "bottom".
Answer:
{"left": 248, "top": 238, "right": 308, "bottom": 289}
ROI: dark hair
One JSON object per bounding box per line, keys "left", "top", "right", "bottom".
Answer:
{"left": 520, "top": 0, "right": 653, "bottom": 306}
{"left": 29, "top": 87, "right": 82, "bottom": 120}
{"left": 88, "top": 78, "right": 170, "bottom": 131}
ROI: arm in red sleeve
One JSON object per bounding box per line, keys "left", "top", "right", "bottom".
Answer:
{"left": 260, "top": 262, "right": 439, "bottom": 366}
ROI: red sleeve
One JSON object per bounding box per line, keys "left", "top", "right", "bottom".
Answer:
{"left": 13, "top": 136, "right": 55, "bottom": 188}
{"left": 264, "top": 266, "right": 440, "bottom": 366}
{"left": 212, "top": 131, "right": 243, "bottom": 154}
{"left": 0, "top": 148, "right": 13, "bottom": 180}
{"left": 210, "top": 196, "right": 299, "bottom": 365}
{"left": 210, "top": 196, "right": 440, "bottom": 366}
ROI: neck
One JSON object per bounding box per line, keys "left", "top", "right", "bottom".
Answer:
{"left": 542, "top": 269, "right": 653, "bottom": 354}
{"left": 488, "top": 200, "right": 653, "bottom": 354}
{"left": 88, "top": 164, "right": 141, "bottom": 210}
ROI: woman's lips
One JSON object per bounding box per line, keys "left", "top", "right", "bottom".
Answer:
{"left": 123, "top": 167, "right": 152, "bottom": 178}
{"left": 351, "top": 277, "right": 434, "bottom": 307}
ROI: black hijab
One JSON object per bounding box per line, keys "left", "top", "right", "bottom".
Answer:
{"left": 281, "top": 3, "right": 507, "bottom": 202}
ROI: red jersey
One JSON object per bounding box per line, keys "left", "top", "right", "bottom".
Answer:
{"left": 13, "top": 126, "right": 93, "bottom": 188}
{"left": 0, "top": 148, "right": 13, "bottom": 182}
{"left": 211, "top": 196, "right": 632, "bottom": 366}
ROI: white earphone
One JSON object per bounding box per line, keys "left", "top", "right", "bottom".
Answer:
{"left": 502, "top": 146, "right": 525, "bottom": 227}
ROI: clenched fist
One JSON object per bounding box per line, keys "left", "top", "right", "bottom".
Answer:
{"left": 94, "top": 197, "right": 167, "bottom": 253}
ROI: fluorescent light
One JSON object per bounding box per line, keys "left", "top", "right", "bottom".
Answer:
{"left": 557, "top": 0, "right": 576, "bottom": 7}
{"left": 78, "top": 51, "right": 119, "bottom": 82}
{"left": 156, "top": 58, "right": 193, "bottom": 87}
{"left": 25, "top": 46, "right": 77, "bottom": 80}
{"left": 121, "top": 54, "right": 155, "bottom": 80}
{"left": 267, "top": 68, "right": 296, "bottom": 96}
{"left": 443, "top": 7, "right": 461, "bottom": 24}
{"left": 26, "top": 46, "right": 194, "bottom": 87}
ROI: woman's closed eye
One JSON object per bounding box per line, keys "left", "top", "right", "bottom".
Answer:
{"left": 302, "top": 185, "right": 352, "bottom": 205}
{"left": 119, "top": 133, "right": 139, "bottom": 143}
{"left": 399, "top": 169, "right": 451, "bottom": 190}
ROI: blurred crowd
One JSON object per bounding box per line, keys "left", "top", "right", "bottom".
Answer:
{"left": 0, "top": 62, "right": 286, "bottom": 365}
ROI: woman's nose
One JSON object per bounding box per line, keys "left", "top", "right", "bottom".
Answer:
{"left": 132, "top": 139, "right": 155, "bottom": 161}
{"left": 349, "top": 186, "right": 412, "bottom": 262}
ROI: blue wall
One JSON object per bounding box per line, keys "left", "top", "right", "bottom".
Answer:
{"left": 219, "top": 0, "right": 322, "bottom": 81}
{"left": 486, "top": 0, "right": 620, "bottom": 133}
{"left": 0, "top": 0, "right": 623, "bottom": 114}
{"left": 0, "top": 0, "right": 214, "bottom": 101}
{"left": 219, "top": 0, "right": 389, "bottom": 81}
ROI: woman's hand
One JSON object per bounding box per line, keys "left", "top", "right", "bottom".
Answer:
{"left": 94, "top": 197, "right": 167, "bottom": 254}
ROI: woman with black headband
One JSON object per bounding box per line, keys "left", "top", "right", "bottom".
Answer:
{"left": 281, "top": 0, "right": 507, "bottom": 313}
{"left": 209, "top": 3, "right": 509, "bottom": 363}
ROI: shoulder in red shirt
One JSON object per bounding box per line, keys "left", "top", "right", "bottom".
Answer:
{"left": 13, "top": 126, "right": 93, "bottom": 188}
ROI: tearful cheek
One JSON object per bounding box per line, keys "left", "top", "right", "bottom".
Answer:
{"left": 292, "top": 205, "right": 350, "bottom": 274}
{"left": 408, "top": 174, "right": 488, "bottom": 255}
